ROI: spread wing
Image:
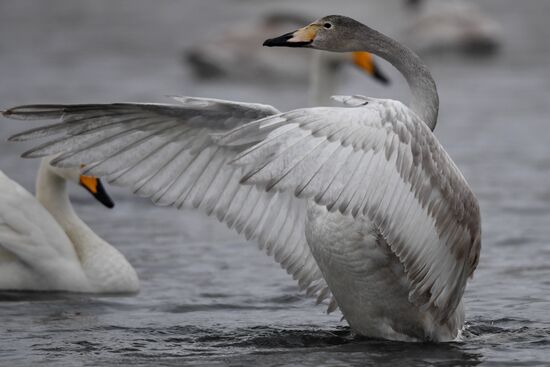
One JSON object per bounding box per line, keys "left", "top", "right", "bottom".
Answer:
{"left": 217, "top": 95, "right": 481, "bottom": 323}
{"left": 2, "top": 97, "right": 337, "bottom": 310}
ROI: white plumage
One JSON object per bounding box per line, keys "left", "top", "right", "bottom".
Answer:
{"left": 0, "top": 158, "right": 139, "bottom": 293}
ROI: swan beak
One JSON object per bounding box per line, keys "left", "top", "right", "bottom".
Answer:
{"left": 263, "top": 24, "right": 318, "bottom": 47}
{"left": 79, "top": 175, "right": 115, "bottom": 209}
{"left": 352, "top": 52, "right": 390, "bottom": 85}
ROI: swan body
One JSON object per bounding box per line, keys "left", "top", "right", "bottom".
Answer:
{"left": 306, "top": 202, "right": 463, "bottom": 341}
{"left": 2, "top": 15, "right": 480, "bottom": 341}
{"left": 0, "top": 158, "right": 139, "bottom": 293}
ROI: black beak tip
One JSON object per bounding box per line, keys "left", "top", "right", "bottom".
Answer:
{"left": 375, "top": 72, "right": 390, "bottom": 85}
{"left": 102, "top": 198, "right": 115, "bottom": 209}
{"left": 263, "top": 37, "right": 280, "bottom": 47}
{"left": 96, "top": 181, "right": 115, "bottom": 209}
{"left": 83, "top": 179, "right": 115, "bottom": 209}
{"left": 263, "top": 32, "right": 297, "bottom": 47}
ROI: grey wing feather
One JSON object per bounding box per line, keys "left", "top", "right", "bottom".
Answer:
{"left": 220, "top": 97, "right": 481, "bottom": 323}
{"left": 2, "top": 97, "right": 337, "bottom": 310}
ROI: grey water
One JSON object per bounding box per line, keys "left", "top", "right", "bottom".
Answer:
{"left": 0, "top": 0, "right": 549, "bottom": 365}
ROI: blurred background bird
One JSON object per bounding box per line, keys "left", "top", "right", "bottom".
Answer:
{"left": 403, "top": 0, "right": 501, "bottom": 56}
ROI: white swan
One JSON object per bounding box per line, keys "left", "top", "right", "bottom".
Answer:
{"left": 0, "top": 157, "right": 139, "bottom": 293}
{"left": 2, "top": 15, "right": 480, "bottom": 341}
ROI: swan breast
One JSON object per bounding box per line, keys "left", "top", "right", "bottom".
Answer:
{"left": 305, "top": 202, "right": 463, "bottom": 341}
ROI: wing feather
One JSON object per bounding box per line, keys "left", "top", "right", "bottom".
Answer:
{"left": 3, "top": 96, "right": 481, "bottom": 320}
{"left": 220, "top": 97, "right": 481, "bottom": 323}
{"left": 2, "top": 99, "right": 337, "bottom": 310}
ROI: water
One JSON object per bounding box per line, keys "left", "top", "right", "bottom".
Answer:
{"left": 0, "top": 0, "right": 549, "bottom": 365}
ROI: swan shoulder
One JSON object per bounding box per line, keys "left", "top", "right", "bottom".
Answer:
{"left": 219, "top": 96, "right": 481, "bottom": 323}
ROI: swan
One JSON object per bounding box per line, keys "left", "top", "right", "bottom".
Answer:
{"left": 185, "top": 12, "right": 389, "bottom": 104}
{"left": 0, "top": 157, "right": 139, "bottom": 293}
{"left": 2, "top": 15, "right": 480, "bottom": 341}
{"left": 403, "top": 0, "right": 501, "bottom": 55}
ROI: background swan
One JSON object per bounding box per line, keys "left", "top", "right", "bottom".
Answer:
{"left": 2, "top": 15, "right": 480, "bottom": 342}
{"left": 403, "top": 0, "right": 501, "bottom": 55}
{"left": 0, "top": 157, "right": 139, "bottom": 293}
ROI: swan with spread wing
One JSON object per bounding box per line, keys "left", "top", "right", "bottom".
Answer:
{"left": 2, "top": 15, "right": 480, "bottom": 342}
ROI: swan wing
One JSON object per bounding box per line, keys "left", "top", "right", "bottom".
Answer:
{"left": 217, "top": 95, "right": 481, "bottom": 323}
{"left": 2, "top": 98, "right": 335, "bottom": 307}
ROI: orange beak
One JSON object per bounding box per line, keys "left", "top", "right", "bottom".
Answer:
{"left": 352, "top": 52, "right": 390, "bottom": 85}
{"left": 79, "top": 175, "right": 114, "bottom": 208}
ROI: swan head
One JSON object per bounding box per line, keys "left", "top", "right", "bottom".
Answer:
{"left": 44, "top": 158, "right": 114, "bottom": 208}
{"left": 263, "top": 15, "right": 368, "bottom": 52}
{"left": 263, "top": 15, "right": 388, "bottom": 84}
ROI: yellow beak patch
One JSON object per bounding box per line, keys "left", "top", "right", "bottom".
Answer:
{"left": 80, "top": 175, "right": 98, "bottom": 194}
{"left": 289, "top": 24, "right": 319, "bottom": 43}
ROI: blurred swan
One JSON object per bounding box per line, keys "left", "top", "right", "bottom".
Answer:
{"left": 0, "top": 158, "right": 139, "bottom": 293}
{"left": 403, "top": 0, "right": 501, "bottom": 55}
{"left": 3, "top": 15, "right": 480, "bottom": 342}
{"left": 185, "top": 12, "right": 389, "bottom": 99}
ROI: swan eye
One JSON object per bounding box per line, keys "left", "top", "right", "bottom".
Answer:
{"left": 323, "top": 23, "right": 332, "bottom": 29}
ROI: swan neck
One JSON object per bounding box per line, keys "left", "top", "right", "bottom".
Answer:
{"left": 358, "top": 26, "right": 439, "bottom": 130}
{"left": 35, "top": 160, "right": 139, "bottom": 292}
{"left": 36, "top": 160, "right": 76, "bottom": 228}
{"left": 35, "top": 160, "right": 96, "bottom": 250}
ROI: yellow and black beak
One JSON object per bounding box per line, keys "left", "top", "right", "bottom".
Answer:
{"left": 79, "top": 175, "right": 114, "bottom": 209}
{"left": 263, "top": 24, "right": 319, "bottom": 47}
{"left": 352, "top": 52, "right": 390, "bottom": 85}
